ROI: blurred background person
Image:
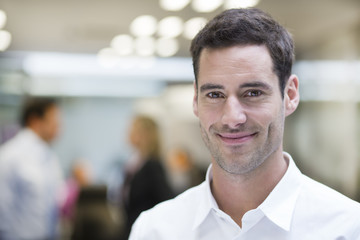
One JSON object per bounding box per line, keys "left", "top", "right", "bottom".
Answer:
{"left": 63, "top": 159, "right": 119, "bottom": 240}
{"left": 71, "top": 184, "right": 119, "bottom": 240}
{"left": 61, "top": 159, "right": 92, "bottom": 238}
{"left": 0, "top": 97, "right": 65, "bottom": 240}
{"left": 119, "top": 115, "right": 174, "bottom": 239}
{"left": 167, "top": 147, "right": 205, "bottom": 195}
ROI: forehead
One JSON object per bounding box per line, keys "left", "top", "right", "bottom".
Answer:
{"left": 198, "top": 45, "right": 275, "bottom": 81}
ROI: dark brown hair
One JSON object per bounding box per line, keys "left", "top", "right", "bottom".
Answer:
{"left": 190, "top": 8, "right": 294, "bottom": 97}
{"left": 20, "top": 97, "right": 57, "bottom": 127}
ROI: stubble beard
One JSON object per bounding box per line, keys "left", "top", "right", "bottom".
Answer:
{"left": 199, "top": 121, "right": 283, "bottom": 176}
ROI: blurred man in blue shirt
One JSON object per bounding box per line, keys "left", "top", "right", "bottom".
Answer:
{"left": 0, "top": 97, "right": 65, "bottom": 240}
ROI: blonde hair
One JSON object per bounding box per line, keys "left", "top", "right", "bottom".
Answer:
{"left": 132, "top": 115, "right": 161, "bottom": 158}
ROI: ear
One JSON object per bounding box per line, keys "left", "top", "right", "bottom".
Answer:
{"left": 193, "top": 82, "right": 199, "bottom": 117}
{"left": 284, "top": 74, "right": 300, "bottom": 117}
{"left": 27, "top": 114, "right": 40, "bottom": 129}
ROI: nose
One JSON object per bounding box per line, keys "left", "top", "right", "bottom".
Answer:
{"left": 221, "top": 96, "right": 247, "bottom": 128}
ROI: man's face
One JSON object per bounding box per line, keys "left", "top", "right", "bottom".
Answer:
{"left": 193, "top": 45, "right": 288, "bottom": 175}
{"left": 39, "top": 105, "right": 61, "bottom": 143}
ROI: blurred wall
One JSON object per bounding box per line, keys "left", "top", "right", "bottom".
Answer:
{"left": 53, "top": 97, "right": 135, "bottom": 182}
{"left": 284, "top": 102, "right": 359, "bottom": 199}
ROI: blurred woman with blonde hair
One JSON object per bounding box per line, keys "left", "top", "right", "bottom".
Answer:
{"left": 120, "top": 115, "right": 173, "bottom": 239}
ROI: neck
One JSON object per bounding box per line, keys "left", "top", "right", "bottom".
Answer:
{"left": 27, "top": 125, "right": 49, "bottom": 143}
{"left": 211, "top": 150, "right": 288, "bottom": 227}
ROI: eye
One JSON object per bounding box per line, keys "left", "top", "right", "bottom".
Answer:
{"left": 206, "top": 92, "right": 225, "bottom": 99}
{"left": 245, "top": 90, "right": 263, "bottom": 97}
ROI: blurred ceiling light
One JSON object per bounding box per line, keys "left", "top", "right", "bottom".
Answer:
{"left": 0, "top": 10, "right": 6, "bottom": 29}
{"left": 134, "top": 37, "right": 155, "bottom": 56}
{"left": 224, "top": 0, "right": 260, "bottom": 9}
{"left": 130, "top": 15, "right": 157, "bottom": 37}
{"left": 156, "top": 37, "right": 179, "bottom": 57}
{"left": 183, "top": 17, "right": 207, "bottom": 40}
{"left": 192, "top": 0, "right": 223, "bottom": 12}
{"left": 158, "top": 16, "right": 183, "bottom": 38}
{"left": 111, "top": 34, "right": 133, "bottom": 56}
{"left": 0, "top": 30, "right": 11, "bottom": 51}
{"left": 159, "top": 0, "right": 191, "bottom": 11}
{"left": 97, "top": 48, "right": 120, "bottom": 68}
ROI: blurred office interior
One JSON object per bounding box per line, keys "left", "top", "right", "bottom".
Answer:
{"left": 0, "top": 0, "right": 360, "bottom": 237}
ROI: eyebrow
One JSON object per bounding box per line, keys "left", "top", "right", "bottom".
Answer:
{"left": 199, "top": 83, "right": 224, "bottom": 93}
{"left": 199, "top": 81, "right": 272, "bottom": 93}
{"left": 239, "top": 81, "right": 273, "bottom": 91}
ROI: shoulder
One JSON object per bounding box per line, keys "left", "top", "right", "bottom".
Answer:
{"left": 0, "top": 129, "right": 38, "bottom": 156}
{"left": 139, "top": 159, "right": 168, "bottom": 178}
{"left": 143, "top": 158, "right": 163, "bottom": 168}
{"left": 0, "top": 133, "right": 23, "bottom": 163}
{"left": 129, "top": 182, "right": 206, "bottom": 239}
{"left": 301, "top": 175, "right": 360, "bottom": 210}
{"left": 0, "top": 132, "right": 28, "bottom": 181}
{"left": 140, "top": 181, "right": 205, "bottom": 219}
{"left": 297, "top": 175, "right": 360, "bottom": 236}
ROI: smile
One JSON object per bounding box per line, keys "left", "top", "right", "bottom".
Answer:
{"left": 217, "top": 132, "right": 257, "bottom": 145}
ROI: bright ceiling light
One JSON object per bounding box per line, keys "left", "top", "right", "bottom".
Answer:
{"left": 156, "top": 37, "right": 179, "bottom": 57}
{"left": 134, "top": 37, "right": 155, "bottom": 56}
{"left": 192, "top": 0, "right": 223, "bottom": 13}
{"left": 158, "top": 16, "right": 183, "bottom": 38}
{"left": 224, "top": 0, "right": 260, "bottom": 9}
{"left": 111, "top": 34, "right": 133, "bottom": 56}
{"left": 97, "top": 48, "right": 120, "bottom": 68}
{"left": 0, "top": 30, "right": 11, "bottom": 51}
{"left": 159, "top": 0, "right": 191, "bottom": 11}
{"left": 183, "top": 17, "right": 207, "bottom": 40}
{"left": 130, "top": 15, "right": 157, "bottom": 37}
{"left": 0, "top": 10, "right": 7, "bottom": 29}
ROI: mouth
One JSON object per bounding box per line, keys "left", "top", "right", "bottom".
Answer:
{"left": 217, "top": 132, "right": 257, "bottom": 145}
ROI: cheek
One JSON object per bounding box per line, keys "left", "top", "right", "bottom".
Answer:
{"left": 197, "top": 106, "right": 221, "bottom": 130}
{"left": 247, "top": 104, "right": 282, "bottom": 127}
{"left": 50, "top": 119, "right": 60, "bottom": 133}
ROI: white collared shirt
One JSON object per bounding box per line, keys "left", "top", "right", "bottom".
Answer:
{"left": 0, "top": 128, "right": 64, "bottom": 240}
{"left": 129, "top": 153, "right": 360, "bottom": 240}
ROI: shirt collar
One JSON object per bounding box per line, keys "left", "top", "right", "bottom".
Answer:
{"left": 258, "top": 152, "right": 303, "bottom": 231}
{"left": 192, "top": 164, "right": 217, "bottom": 230}
{"left": 192, "top": 152, "right": 303, "bottom": 231}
